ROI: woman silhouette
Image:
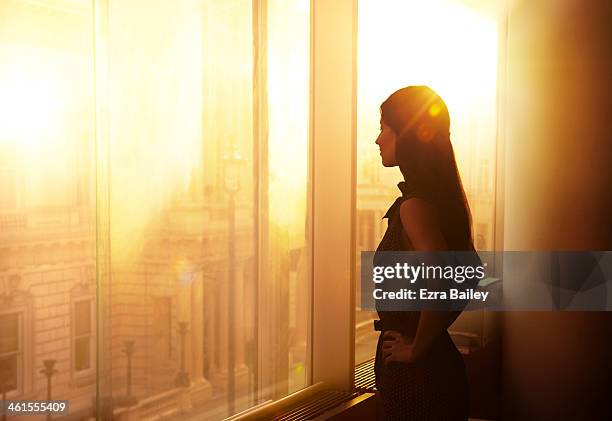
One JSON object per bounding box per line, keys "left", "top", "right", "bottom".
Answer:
{"left": 373, "top": 86, "right": 473, "bottom": 420}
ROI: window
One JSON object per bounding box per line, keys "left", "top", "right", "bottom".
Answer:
{"left": 73, "top": 299, "right": 93, "bottom": 374}
{"left": 0, "top": 0, "right": 511, "bottom": 415}
{"left": 355, "top": 0, "right": 503, "bottom": 364}
{"left": 98, "top": 0, "right": 311, "bottom": 417}
{"left": 0, "top": 313, "right": 21, "bottom": 394}
{"left": 152, "top": 296, "right": 172, "bottom": 359}
{"left": 1, "top": 0, "right": 96, "bottom": 407}
{"left": 357, "top": 209, "right": 376, "bottom": 251}
{"left": 3, "top": 0, "right": 310, "bottom": 413}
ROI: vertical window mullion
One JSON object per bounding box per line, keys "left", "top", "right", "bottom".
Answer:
{"left": 311, "top": 0, "right": 357, "bottom": 390}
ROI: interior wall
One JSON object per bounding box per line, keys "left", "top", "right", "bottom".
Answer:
{"left": 502, "top": 0, "right": 612, "bottom": 419}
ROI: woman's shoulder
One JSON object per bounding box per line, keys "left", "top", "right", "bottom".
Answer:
{"left": 398, "top": 194, "right": 439, "bottom": 221}
{"left": 398, "top": 196, "right": 446, "bottom": 250}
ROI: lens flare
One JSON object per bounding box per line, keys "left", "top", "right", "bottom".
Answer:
{"left": 429, "top": 102, "right": 442, "bottom": 117}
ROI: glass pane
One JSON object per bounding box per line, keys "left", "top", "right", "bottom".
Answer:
{"left": 355, "top": 0, "right": 499, "bottom": 364}
{"left": 100, "top": 0, "right": 310, "bottom": 419}
{"left": 0, "top": 354, "right": 18, "bottom": 393}
{"left": 0, "top": 313, "right": 19, "bottom": 354}
{"left": 267, "top": 0, "right": 311, "bottom": 395}
{"left": 1, "top": 0, "right": 310, "bottom": 415}
{"left": 74, "top": 300, "right": 92, "bottom": 336}
{"left": 75, "top": 337, "right": 91, "bottom": 371}
{"left": 0, "top": 0, "right": 96, "bottom": 411}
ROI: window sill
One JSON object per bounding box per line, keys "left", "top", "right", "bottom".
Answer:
{"left": 225, "top": 382, "right": 327, "bottom": 421}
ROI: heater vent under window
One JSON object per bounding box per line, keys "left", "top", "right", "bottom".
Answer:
{"left": 270, "top": 390, "right": 359, "bottom": 421}
{"left": 354, "top": 358, "right": 377, "bottom": 393}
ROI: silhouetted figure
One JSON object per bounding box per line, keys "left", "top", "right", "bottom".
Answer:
{"left": 373, "top": 86, "right": 474, "bottom": 420}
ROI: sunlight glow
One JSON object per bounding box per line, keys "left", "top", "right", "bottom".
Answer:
{"left": 0, "top": 46, "right": 69, "bottom": 144}
{"left": 358, "top": 0, "right": 499, "bottom": 185}
{"left": 359, "top": 0, "right": 498, "bottom": 119}
{"left": 267, "top": 0, "right": 310, "bottom": 239}
{"left": 356, "top": 0, "right": 501, "bottom": 259}
{"left": 0, "top": 42, "right": 91, "bottom": 208}
{"left": 108, "top": 0, "right": 206, "bottom": 262}
{"left": 355, "top": 0, "right": 502, "bottom": 364}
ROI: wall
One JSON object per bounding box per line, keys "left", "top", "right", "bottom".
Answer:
{"left": 502, "top": 0, "right": 612, "bottom": 419}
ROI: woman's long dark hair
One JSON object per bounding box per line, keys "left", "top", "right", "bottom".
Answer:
{"left": 380, "top": 86, "right": 474, "bottom": 250}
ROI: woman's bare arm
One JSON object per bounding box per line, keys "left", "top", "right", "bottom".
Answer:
{"left": 399, "top": 198, "right": 461, "bottom": 360}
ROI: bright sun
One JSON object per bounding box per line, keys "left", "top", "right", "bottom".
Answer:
{"left": 358, "top": 0, "right": 500, "bottom": 192}
{"left": 359, "top": 0, "right": 498, "bottom": 117}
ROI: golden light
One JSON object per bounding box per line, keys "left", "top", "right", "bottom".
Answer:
{"left": 359, "top": 0, "right": 498, "bottom": 107}
{"left": 355, "top": 0, "right": 504, "bottom": 258}
{"left": 106, "top": 1, "right": 207, "bottom": 263}
{"left": 0, "top": 47, "right": 66, "bottom": 144}
{"left": 267, "top": 0, "right": 310, "bottom": 241}
{"left": 0, "top": 40, "right": 91, "bottom": 208}
{"left": 358, "top": 0, "right": 500, "bottom": 190}
{"left": 428, "top": 103, "right": 442, "bottom": 117}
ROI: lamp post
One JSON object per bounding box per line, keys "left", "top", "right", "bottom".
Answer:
{"left": 40, "top": 359, "right": 57, "bottom": 421}
{"left": 174, "top": 322, "right": 191, "bottom": 387}
{"left": 115, "top": 341, "right": 138, "bottom": 407}
{"left": 200, "top": 268, "right": 217, "bottom": 383}
{"left": 223, "top": 147, "right": 243, "bottom": 416}
{"left": 124, "top": 341, "right": 134, "bottom": 397}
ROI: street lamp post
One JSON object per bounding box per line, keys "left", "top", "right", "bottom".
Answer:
{"left": 40, "top": 359, "right": 57, "bottom": 421}
{"left": 116, "top": 341, "right": 138, "bottom": 407}
{"left": 124, "top": 341, "right": 134, "bottom": 398}
{"left": 174, "top": 322, "right": 191, "bottom": 388}
{"left": 223, "top": 148, "right": 243, "bottom": 417}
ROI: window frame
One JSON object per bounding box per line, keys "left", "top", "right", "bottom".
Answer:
{"left": 310, "top": 0, "right": 358, "bottom": 390}
{"left": 0, "top": 287, "right": 33, "bottom": 399}
{"left": 82, "top": 0, "right": 508, "bottom": 417}
{"left": 71, "top": 296, "right": 95, "bottom": 381}
{"left": 0, "top": 311, "right": 23, "bottom": 396}
{"left": 312, "top": 0, "right": 510, "bottom": 385}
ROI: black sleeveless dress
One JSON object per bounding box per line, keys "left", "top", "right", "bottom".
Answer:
{"left": 373, "top": 181, "right": 469, "bottom": 421}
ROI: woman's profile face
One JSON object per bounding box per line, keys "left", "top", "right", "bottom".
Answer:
{"left": 375, "top": 118, "right": 398, "bottom": 167}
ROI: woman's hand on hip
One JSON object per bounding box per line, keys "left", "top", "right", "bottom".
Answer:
{"left": 382, "top": 330, "right": 419, "bottom": 365}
